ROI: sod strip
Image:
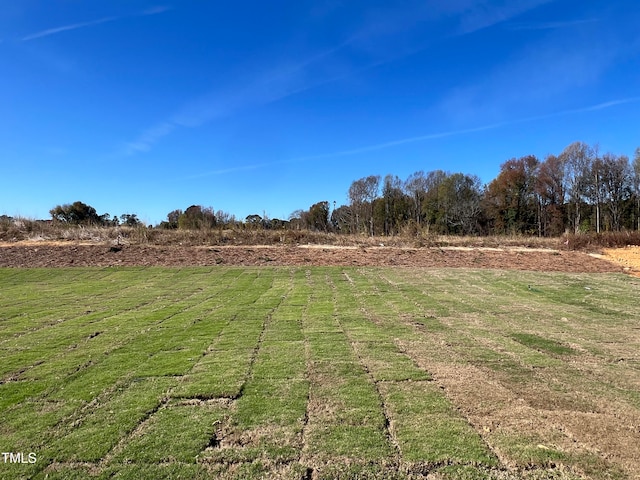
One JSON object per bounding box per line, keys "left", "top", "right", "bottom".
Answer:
{"left": 171, "top": 268, "right": 285, "bottom": 399}
{"left": 0, "top": 269, "right": 258, "bottom": 474}
{"left": 339, "top": 268, "right": 418, "bottom": 338}
{"left": 339, "top": 269, "right": 501, "bottom": 473}
{"left": 43, "top": 463, "right": 212, "bottom": 480}
{"left": 112, "top": 402, "right": 228, "bottom": 464}
{"left": 385, "top": 268, "right": 640, "bottom": 477}
{"left": 0, "top": 268, "right": 243, "bottom": 382}
{"left": 301, "top": 269, "right": 395, "bottom": 472}
{"left": 0, "top": 268, "right": 220, "bottom": 340}
{"left": 48, "top": 377, "right": 176, "bottom": 463}
{"left": 332, "top": 270, "right": 490, "bottom": 475}
{"left": 39, "top": 282, "right": 241, "bottom": 402}
{"left": 3, "top": 267, "right": 640, "bottom": 479}
{"left": 378, "top": 381, "right": 497, "bottom": 470}
{"left": 0, "top": 269, "right": 247, "bottom": 443}
{"left": 200, "top": 268, "right": 310, "bottom": 470}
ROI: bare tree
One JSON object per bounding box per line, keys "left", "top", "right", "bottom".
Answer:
{"left": 633, "top": 148, "right": 640, "bottom": 231}
{"left": 599, "top": 153, "right": 631, "bottom": 231}
{"left": 535, "top": 154, "right": 566, "bottom": 236}
{"left": 422, "top": 170, "right": 448, "bottom": 233}
{"left": 348, "top": 175, "right": 380, "bottom": 235}
{"left": 348, "top": 179, "right": 367, "bottom": 234}
{"left": 382, "top": 174, "right": 405, "bottom": 235}
{"left": 439, "top": 173, "right": 482, "bottom": 234}
{"left": 560, "top": 142, "right": 595, "bottom": 233}
{"left": 404, "top": 171, "right": 428, "bottom": 225}
{"left": 363, "top": 175, "right": 380, "bottom": 236}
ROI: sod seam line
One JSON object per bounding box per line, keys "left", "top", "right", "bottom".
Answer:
{"left": 0, "top": 272, "right": 220, "bottom": 383}
{"left": 327, "top": 270, "right": 402, "bottom": 466}
{"left": 297, "top": 268, "right": 314, "bottom": 474}
{"left": 347, "top": 268, "right": 507, "bottom": 472}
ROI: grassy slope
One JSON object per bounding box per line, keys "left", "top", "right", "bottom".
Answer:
{"left": 0, "top": 267, "right": 638, "bottom": 479}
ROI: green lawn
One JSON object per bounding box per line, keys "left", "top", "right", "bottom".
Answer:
{"left": 0, "top": 266, "right": 639, "bottom": 479}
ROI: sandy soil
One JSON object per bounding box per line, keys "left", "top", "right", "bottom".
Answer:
{"left": 0, "top": 241, "right": 629, "bottom": 274}
{"left": 601, "top": 246, "right": 640, "bottom": 277}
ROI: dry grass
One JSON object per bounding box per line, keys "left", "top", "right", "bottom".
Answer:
{"left": 3, "top": 216, "right": 640, "bottom": 251}
{"left": 564, "top": 231, "right": 640, "bottom": 251}
{"left": 0, "top": 218, "right": 561, "bottom": 249}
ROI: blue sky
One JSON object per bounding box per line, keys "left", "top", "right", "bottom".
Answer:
{"left": 2, "top": 1, "right": 639, "bottom": 225}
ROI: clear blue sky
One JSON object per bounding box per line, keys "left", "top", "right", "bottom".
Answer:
{"left": 2, "top": 1, "right": 639, "bottom": 225}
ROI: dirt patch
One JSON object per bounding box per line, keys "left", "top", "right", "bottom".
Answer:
{"left": 601, "top": 246, "right": 640, "bottom": 277}
{"left": 0, "top": 243, "right": 625, "bottom": 273}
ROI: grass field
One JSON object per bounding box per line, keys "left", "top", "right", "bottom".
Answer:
{"left": 1, "top": 266, "right": 639, "bottom": 479}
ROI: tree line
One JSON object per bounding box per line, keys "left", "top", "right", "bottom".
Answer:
{"left": 48, "top": 141, "right": 640, "bottom": 237}
{"left": 295, "top": 141, "right": 640, "bottom": 236}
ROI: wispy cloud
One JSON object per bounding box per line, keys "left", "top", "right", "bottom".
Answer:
{"left": 454, "top": 0, "right": 557, "bottom": 35}
{"left": 171, "top": 92, "right": 640, "bottom": 185}
{"left": 327, "top": 97, "right": 640, "bottom": 158}
{"left": 140, "top": 6, "right": 172, "bottom": 16}
{"left": 506, "top": 18, "right": 599, "bottom": 31}
{"left": 185, "top": 96, "right": 640, "bottom": 178}
{"left": 532, "top": 97, "right": 640, "bottom": 118}
{"left": 21, "top": 6, "right": 170, "bottom": 42}
{"left": 437, "top": 18, "right": 627, "bottom": 127}
{"left": 123, "top": 122, "right": 176, "bottom": 155}
{"left": 184, "top": 162, "right": 273, "bottom": 180}
{"left": 22, "top": 16, "right": 117, "bottom": 41}
{"left": 123, "top": 38, "right": 358, "bottom": 155}
{"left": 122, "top": 3, "right": 451, "bottom": 155}
{"left": 301, "top": 124, "right": 506, "bottom": 159}
{"left": 120, "top": 0, "right": 596, "bottom": 157}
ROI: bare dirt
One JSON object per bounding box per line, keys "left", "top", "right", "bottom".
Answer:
{"left": 600, "top": 246, "right": 640, "bottom": 277}
{"left": 0, "top": 241, "right": 630, "bottom": 273}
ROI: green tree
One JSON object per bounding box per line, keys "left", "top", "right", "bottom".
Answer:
{"left": 421, "top": 170, "right": 448, "bottom": 234}
{"left": 178, "top": 205, "right": 216, "bottom": 229}
{"left": 306, "top": 201, "right": 330, "bottom": 232}
{"left": 245, "top": 214, "right": 264, "bottom": 228}
{"left": 120, "top": 213, "right": 142, "bottom": 227}
{"left": 50, "top": 201, "right": 102, "bottom": 225}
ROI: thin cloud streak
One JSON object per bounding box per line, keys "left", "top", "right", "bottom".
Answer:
{"left": 124, "top": 40, "right": 358, "bottom": 155}
{"left": 123, "top": 3, "right": 635, "bottom": 158}
{"left": 334, "top": 97, "right": 640, "bottom": 158}
{"left": 124, "top": 122, "right": 176, "bottom": 155}
{"left": 455, "top": 0, "right": 557, "bottom": 36}
{"left": 321, "top": 97, "right": 640, "bottom": 159}
{"left": 123, "top": 2, "right": 562, "bottom": 156}
{"left": 303, "top": 124, "right": 506, "bottom": 160}
{"left": 183, "top": 163, "right": 273, "bottom": 180}
{"left": 22, "top": 17, "right": 117, "bottom": 41}
{"left": 189, "top": 96, "right": 640, "bottom": 178}
{"left": 140, "top": 6, "right": 172, "bottom": 16}
{"left": 21, "top": 6, "right": 170, "bottom": 42}
{"left": 506, "top": 18, "right": 599, "bottom": 31}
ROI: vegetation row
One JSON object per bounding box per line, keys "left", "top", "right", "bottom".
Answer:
{"left": 3, "top": 141, "right": 640, "bottom": 243}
